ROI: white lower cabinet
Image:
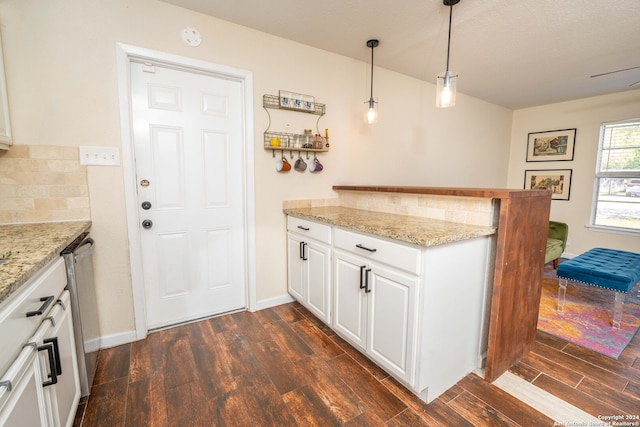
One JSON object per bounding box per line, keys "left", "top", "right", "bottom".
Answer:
{"left": 287, "top": 216, "right": 492, "bottom": 403}
{"left": 0, "top": 258, "right": 81, "bottom": 427}
{"left": 334, "top": 249, "right": 418, "bottom": 384}
{"left": 34, "top": 291, "right": 80, "bottom": 427}
{"left": 0, "top": 346, "right": 48, "bottom": 426}
{"left": 287, "top": 217, "right": 332, "bottom": 325}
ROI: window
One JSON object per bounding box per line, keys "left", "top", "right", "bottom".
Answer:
{"left": 591, "top": 119, "right": 640, "bottom": 232}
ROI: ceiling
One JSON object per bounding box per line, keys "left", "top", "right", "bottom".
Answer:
{"left": 161, "top": 0, "right": 640, "bottom": 109}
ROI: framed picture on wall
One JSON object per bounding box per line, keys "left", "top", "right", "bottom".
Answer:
{"left": 526, "top": 128, "right": 576, "bottom": 162}
{"left": 524, "top": 169, "right": 572, "bottom": 200}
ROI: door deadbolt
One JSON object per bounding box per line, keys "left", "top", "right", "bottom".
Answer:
{"left": 140, "top": 179, "right": 150, "bottom": 187}
{"left": 141, "top": 201, "right": 152, "bottom": 210}
{"left": 142, "top": 219, "right": 153, "bottom": 229}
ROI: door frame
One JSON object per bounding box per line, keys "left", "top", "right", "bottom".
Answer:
{"left": 116, "top": 43, "right": 256, "bottom": 340}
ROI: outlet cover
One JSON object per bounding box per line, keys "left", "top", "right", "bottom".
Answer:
{"left": 80, "top": 146, "right": 120, "bottom": 166}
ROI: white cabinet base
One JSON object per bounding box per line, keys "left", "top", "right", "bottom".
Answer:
{"left": 287, "top": 216, "right": 492, "bottom": 404}
{"left": 332, "top": 227, "right": 492, "bottom": 403}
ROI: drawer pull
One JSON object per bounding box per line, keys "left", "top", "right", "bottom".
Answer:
{"left": 26, "top": 295, "right": 55, "bottom": 318}
{"left": 44, "top": 337, "right": 62, "bottom": 376}
{"left": 38, "top": 342, "right": 58, "bottom": 387}
{"left": 356, "top": 244, "right": 377, "bottom": 253}
{"left": 297, "top": 225, "right": 310, "bottom": 231}
{"left": 364, "top": 268, "right": 372, "bottom": 293}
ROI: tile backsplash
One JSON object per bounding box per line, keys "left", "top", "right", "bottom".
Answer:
{"left": 283, "top": 190, "right": 495, "bottom": 227}
{"left": 0, "top": 145, "right": 90, "bottom": 223}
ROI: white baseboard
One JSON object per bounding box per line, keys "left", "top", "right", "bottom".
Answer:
{"left": 98, "top": 329, "right": 138, "bottom": 349}
{"left": 252, "top": 293, "right": 294, "bottom": 312}
{"left": 561, "top": 251, "right": 578, "bottom": 259}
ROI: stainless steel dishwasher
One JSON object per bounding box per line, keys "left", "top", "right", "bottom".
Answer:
{"left": 61, "top": 232, "right": 99, "bottom": 397}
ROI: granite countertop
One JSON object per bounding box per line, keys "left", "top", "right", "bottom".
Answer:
{"left": 0, "top": 221, "right": 92, "bottom": 305}
{"left": 283, "top": 206, "right": 496, "bottom": 247}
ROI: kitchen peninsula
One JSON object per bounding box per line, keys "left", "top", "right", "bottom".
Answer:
{"left": 284, "top": 185, "right": 551, "bottom": 401}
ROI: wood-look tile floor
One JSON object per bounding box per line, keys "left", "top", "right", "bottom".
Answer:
{"left": 73, "top": 301, "right": 640, "bottom": 427}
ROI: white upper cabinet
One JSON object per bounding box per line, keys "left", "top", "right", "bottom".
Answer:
{"left": 0, "top": 34, "right": 12, "bottom": 150}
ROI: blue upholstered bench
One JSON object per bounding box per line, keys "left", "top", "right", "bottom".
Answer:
{"left": 556, "top": 248, "right": 640, "bottom": 329}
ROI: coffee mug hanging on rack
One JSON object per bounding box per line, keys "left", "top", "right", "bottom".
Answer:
{"left": 310, "top": 157, "right": 323, "bottom": 173}
{"left": 276, "top": 156, "right": 291, "bottom": 172}
{"left": 294, "top": 156, "right": 307, "bottom": 172}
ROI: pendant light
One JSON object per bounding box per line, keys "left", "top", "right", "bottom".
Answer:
{"left": 365, "top": 39, "right": 379, "bottom": 124}
{"left": 436, "top": 0, "right": 460, "bottom": 108}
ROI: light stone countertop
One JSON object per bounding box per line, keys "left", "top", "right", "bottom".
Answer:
{"left": 283, "top": 206, "right": 496, "bottom": 247}
{"left": 0, "top": 221, "right": 92, "bottom": 305}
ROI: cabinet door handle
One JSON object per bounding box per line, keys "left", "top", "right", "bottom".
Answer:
{"left": 297, "top": 225, "right": 310, "bottom": 231}
{"left": 38, "top": 342, "right": 58, "bottom": 387}
{"left": 356, "top": 244, "right": 377, "bottom": 253}
{"left": 359, "top": 265, "right": 366, "bottom": 289}
{"left": 364, "top": 269, "right": 372, "bottom": 293}
{"left": 26, "top": 296, "right": 55, "bottom": 317}
{"left": 44, "top": 337, "right": 62, "bottom": 376}
{"left": 299, "top": 241, "right": 304, "bottom": 259}
{"left": 302, "top": 242, "right": 308, "bottom": 261}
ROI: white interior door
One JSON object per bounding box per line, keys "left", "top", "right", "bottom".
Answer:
{"left": 130, "top": 60, "right": 247, "bottom": 329}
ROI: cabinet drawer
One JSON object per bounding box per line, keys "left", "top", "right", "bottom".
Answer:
{"left": 334, "top": 228, "right": 421, "bottom": 275}
{"left": 287, "top": 216, "right": 331, "bottom": 244}
{"left": 0, "top": 257, "right": 67, "bottom": 377}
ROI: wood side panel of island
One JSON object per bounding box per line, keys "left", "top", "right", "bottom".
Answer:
{"left": 333, "top": 185, "right": 552, "bottom": 383}
{"left": 484, "top": 194, "right": 551, "bottom": 381}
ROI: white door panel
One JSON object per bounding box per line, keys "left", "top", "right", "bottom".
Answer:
{"left": 367, "top": 265, "right": 418, "bottom": 383}
{"left": 156, "top": 232, "right": 190, "bottom": 298}
{"left": 333, "top": 250, "right": 367, "bottom": 350}
{"left": 130, "top": 61, "right": 247, "bottom": 329}
{"left": 287, "top": 234, "right": 305, "bottom": 302}
{"left": 203, "top": 131, "right": 230, "bottom": 206}
{"left": 151, "top": 126, "right": 185, "bottom": 208}
{"left": 306, "top": 243, "right": 331, "bottom": 323}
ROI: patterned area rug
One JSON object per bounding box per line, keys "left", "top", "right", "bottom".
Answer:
{"left": 537, "top": 262, "right": 640, "bottom": 359}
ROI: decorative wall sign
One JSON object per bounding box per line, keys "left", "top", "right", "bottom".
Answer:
{"left": 526, "top": 128, "right": 576, "bottom": 162}
{"left": 524, "top": 169, "right": 572, "bottom": 200}
{"left": 279, "top": 90, "right": 315, "bottom": 112}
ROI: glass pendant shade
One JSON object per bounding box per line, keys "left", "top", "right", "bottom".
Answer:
{"left": 436, "top": 71, "right": 457, "bottom": 108}
{"left": 365, "top": 98, "right": 378, "bottom": 124}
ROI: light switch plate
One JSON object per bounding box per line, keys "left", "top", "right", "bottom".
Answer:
{"left": 79, "top": 146, "right": 121, "bottom": 166}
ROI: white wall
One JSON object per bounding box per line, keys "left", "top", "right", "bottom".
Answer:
{"left": 0, "top": 0, "right": 512, "bottom": 340}
{"left": 507, "top": 90, "right": 640, "bottom": 255}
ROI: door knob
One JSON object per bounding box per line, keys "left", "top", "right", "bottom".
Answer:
{"left": 141, "top": 201, "right": 152, "bottom": 210}
{"left": 142, "top": 219, "right": 153, "bottom": 229}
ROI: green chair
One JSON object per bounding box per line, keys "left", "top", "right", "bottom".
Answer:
{"left": 545, "top": 221, "right": 568, "bottom": 269}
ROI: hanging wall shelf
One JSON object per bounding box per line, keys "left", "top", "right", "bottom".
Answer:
{"left": 263, "top": 94, "right": 330, "bottom": 158}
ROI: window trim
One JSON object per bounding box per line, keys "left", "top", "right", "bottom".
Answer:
{"left": 589, "top": 118, "right": 640, "bottom": 233}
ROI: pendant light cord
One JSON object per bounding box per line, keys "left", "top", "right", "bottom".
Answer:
{"left": 366, "top": 39, "right": 379, "bottom": 107}
{"left": 445, "top": 3, "right": 453, "bottom": 72}
{"left": 369, "top": 43, "right": 375, "bottom": 102}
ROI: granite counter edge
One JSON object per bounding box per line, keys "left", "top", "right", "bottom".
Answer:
{"left": 0, "top": 221, "right": 92, "bottom": 305}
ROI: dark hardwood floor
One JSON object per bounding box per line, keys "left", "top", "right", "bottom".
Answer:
{"left": 72, "top": 299, "right": 640, "bottom": 427}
